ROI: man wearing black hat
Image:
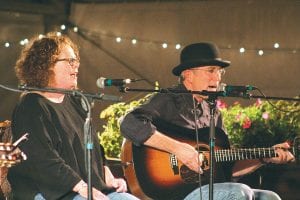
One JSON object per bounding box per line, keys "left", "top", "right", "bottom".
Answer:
{"left": 120, "top": 42, "right": 294, "bottom": 200}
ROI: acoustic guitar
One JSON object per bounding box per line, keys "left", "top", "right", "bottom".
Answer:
{"left": 0, "top": 133, "right": 28, "bottom": 168}
{"left": 121, "top": 123, "right": 300, "bottom": 200}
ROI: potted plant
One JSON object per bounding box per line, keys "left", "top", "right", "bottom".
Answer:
{"left": 99, "top": 96, "right": 300, "bottom": 199}
{"left": 218, "top": 98, "right": 300, "bottom": 148}
{"left": 99, "top": 97, "right": 299, "bottom": 157}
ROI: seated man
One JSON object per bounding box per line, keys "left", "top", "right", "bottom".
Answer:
{"left": 120, "top": 42, "right": 295, "bottom": 200}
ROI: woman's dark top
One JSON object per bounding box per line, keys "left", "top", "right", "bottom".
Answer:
{"left": 8, "top": 93, "right": 112, "bottom": 199}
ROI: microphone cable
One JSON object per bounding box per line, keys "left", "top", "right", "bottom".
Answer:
{"left": 192, "top": 97, "right": 203, "bottom": 200}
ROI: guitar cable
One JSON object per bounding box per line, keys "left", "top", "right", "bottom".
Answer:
{"left": 192, "top": 97, "right": 203, "bottom": 200}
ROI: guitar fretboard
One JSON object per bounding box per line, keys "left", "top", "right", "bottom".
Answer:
{"left": 214, "top": 147, "right": 277, "bottom": 162}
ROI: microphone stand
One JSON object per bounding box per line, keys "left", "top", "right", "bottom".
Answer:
{"left": 119, "top": 86, "right": 299, "bottom": 200}
{"left": 1, "top": 84, "right": 120, "bottom": 200}
{"left": 205, "top": 93, "right": 217, "bottom": 200}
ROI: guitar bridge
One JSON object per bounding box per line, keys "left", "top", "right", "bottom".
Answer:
{"left": 169, "top": 154, "right": 179, "bottom": 175}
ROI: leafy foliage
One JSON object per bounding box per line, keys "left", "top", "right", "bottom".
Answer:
{"left": 219, "top": 99, "right": 300, "bottom": 147}
{"left": 98, "top": 94, "right": 153, "bottom": 158}
{"left": 99, "top": 94, "right": 300, "bottom": 157}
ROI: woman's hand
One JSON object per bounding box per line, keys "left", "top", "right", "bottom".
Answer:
{"left": 106, "top": 177, "right": 128, "bottom": 192}
{"left": 104, "top": 165, "right": 128, "bottom": 192}
{"left": 73, "top": 180, "right": 109, "bottom": 200}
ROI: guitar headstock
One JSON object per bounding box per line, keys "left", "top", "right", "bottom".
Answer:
{"left": 0, "top": 143, "right": 27, "bottom": 168}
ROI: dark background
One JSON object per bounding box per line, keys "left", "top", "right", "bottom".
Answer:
{"left": 0, "top": 0, "right": 299, "bottom": 132}
{"left": 0, "top": 1, "right": 299, "bottom": 199}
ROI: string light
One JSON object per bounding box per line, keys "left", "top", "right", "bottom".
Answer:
{"left": 19, "top": 40, "right": 25, "bottom": 46}
{"left": 239, "top": 47, "right": 245, "bottom": 53}
{"left": 274, "top": 43, "right": 280, "bottom": 48}
{"left": 116, "top": 37, "right": 122, "bottom": 43}
{"left": 73, "top": 26, "right": 78, "bottom": 32}
{"left": 0, "top": 23, "right": 299, "bottom": 56}
{"left": 258, "top": 50, "right": 264, "bottom": 56}
{"left": 60, "top": 24, "right": 66, "bottom": 30}
{"left": 175, "top": 44, "right": 181, "bottom": 50}
{"left": 131, "top": 38, "right": 137, "bottom": 44}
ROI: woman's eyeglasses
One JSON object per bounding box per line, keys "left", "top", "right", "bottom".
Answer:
{"left": 55, "top": 58, "right": 80, "bottom": 68}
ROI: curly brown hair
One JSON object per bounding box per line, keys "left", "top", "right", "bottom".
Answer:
{"left": 15, "top": 32, "right": 79, "bottom": 88}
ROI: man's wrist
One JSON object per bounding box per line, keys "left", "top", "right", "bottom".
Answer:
{"left": 259, "top": 158, "right": 269, "bottom": 165}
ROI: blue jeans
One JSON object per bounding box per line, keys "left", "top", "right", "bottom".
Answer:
{"left": 34, "top": 192, "right": 139, "bottom": 200}
{"left": 107, "top": 192, "right": 140, "bottom": 200}
{"left": 184, "top": 182, "right": 281, "bottom": 200}
{"left": 34, "top": 193, "right": 86, "bottom": 200}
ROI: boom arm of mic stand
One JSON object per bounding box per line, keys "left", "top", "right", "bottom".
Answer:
{"left": 120, "top": 86, "right": 220, "bottom": 95}
{"left": 17, "top": 85, "right": 121, "bottom": 102}
{"left": 250, "top": 95, "right": 300, "bottom": 101}
{"left": 120, "top": 86, "right": 251, "bottom": 98}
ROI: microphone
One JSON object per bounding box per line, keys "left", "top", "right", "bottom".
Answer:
{"left": 218, "top": 83, "right": 257, "bottom": 97}
{"left": 96, "top": 77, "right": 135, "bottom": 88}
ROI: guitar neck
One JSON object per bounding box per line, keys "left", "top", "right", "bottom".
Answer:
{"left": 215, "top": 147, "right": 277, "bottom": 162}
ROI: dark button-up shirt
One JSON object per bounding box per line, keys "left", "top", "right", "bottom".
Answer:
{"left": 120, "top": 84, "right": 224, "bottom": 146}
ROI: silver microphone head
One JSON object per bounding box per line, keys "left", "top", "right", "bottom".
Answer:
{"left": 217, "top": 83, "right": 227, "bottom": 92}
{"left": 96, "top": 77, "right": 106, "bottom": 89}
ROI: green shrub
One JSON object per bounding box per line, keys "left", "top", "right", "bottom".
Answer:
{"left": 219, "top": 98, "right": 300, "bottom": 147}
{"left": 99, "top": 95, "right": 300, "bottom": 157}
{"left": 98, "top": 94, "right": 152, "bottom": 158}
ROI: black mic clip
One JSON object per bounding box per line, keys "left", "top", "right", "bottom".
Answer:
{"left": 224, "top": 89, "right": 252, "bottom": 99}
{"left": 217, "top": 83, "right": 257, "bottom": 98}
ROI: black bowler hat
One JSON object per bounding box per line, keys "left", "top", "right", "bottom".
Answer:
{"left": 172, "top": 42, "right": 230, "bottom": 76}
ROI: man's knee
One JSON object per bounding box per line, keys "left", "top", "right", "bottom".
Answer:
{"left": 253, "top": 189, "right": 281, "bottom": 200}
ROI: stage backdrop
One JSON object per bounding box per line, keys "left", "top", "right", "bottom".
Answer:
{"left": 0, "top": 0, "right": 299, "bottom": 131}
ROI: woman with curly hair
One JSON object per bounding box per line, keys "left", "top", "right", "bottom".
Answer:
{"left": 8, "top": 32, "right": 139, "bottom": 200}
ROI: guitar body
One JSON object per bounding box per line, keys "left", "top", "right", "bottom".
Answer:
{"left": 121, "top": 122, "right": 232, "bottom": 200}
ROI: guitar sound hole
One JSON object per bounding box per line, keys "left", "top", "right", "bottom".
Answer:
{"left": 180, "top": 165, "right": 199, "bottom": 183}
{"left": 195, "top": 145, "right": 210, "bottom": 170}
